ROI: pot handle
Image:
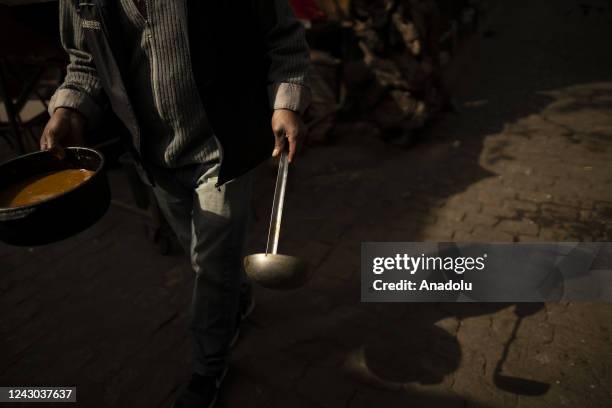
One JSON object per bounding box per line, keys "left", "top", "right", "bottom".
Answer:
{"left": 0, "top": 206, "right": 36, "bottom": 221}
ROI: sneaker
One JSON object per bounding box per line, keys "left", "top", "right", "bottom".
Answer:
{"left": 172, "top": 368, "right": 227, "bottom": 408}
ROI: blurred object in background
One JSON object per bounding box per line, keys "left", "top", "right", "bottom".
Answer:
{"left": 315, "top": 0, "right": 351, "bottom": 20}
{"left": 306, "top": 50, "right": 344, "bottom": 145}
{"left": 290, "top": 0, "right": 327, "bottom": 22}
{"left": 292, "top": 0, "right": 348, "bottom": 145}
{"left": 296, "top": 0, "right": 487, "bottom": 146}
{"left": 0, "top": 1, "right": 64, "bottom": 160}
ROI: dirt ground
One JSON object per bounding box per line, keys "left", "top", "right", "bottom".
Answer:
{"left": 1, "top": 0, "right": 612, "bottom": 407}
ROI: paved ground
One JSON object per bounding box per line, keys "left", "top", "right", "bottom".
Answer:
{"left": 1, "top": 0, "right": 612, "bottom": 407}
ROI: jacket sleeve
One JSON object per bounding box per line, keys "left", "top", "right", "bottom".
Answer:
{"left": 49, "top": 0, "right": 105, "bottom": 122}
{"left": 259, "top": 0, "right": 311, "bottom": 114}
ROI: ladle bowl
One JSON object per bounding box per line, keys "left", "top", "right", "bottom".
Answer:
{"left": 244, "top": 253, "right": 311, "bottom": 290}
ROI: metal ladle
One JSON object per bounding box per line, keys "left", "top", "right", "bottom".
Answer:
{"left": 244, "top": 150, "right": 310, "bottom": 290}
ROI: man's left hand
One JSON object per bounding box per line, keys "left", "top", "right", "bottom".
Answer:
{"left": 271, "top": 109, "right": 305, "bottom": 163}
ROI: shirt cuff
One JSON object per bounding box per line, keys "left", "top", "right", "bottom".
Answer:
{"left": 48, "top": 87, "right": 101, "bottom": 123}
{"left": 268, "top": 82, "right": 311, "bottom": 114}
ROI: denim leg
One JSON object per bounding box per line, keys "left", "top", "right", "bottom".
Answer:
{"left": 149, "top": 166, "right": 193, "bottom": 252}
{"left": 190, "top": 163, "right": 253, "bottom": 376}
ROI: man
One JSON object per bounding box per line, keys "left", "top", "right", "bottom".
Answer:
{"left": 41, "top": 1, "right": 310, "bottom": 406}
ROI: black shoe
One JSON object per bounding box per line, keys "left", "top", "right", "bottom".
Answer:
{"left": 172, "top": 369, "right": 227, "bottom": 408}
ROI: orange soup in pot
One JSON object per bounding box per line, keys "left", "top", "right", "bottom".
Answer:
{"left": 0, "top": 169, "right": 95, "bottom": 208}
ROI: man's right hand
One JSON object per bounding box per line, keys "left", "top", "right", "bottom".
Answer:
{"left": 40, "top": 107, "right": 86, "bottom": 158}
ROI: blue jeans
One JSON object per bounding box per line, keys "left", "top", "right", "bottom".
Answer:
{"left": 148, "top": 157, "right": 252, "bottom": 378}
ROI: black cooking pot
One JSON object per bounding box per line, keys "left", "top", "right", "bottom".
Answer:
{"left": 0, "top": 147, "right": 110, "bottom": 246}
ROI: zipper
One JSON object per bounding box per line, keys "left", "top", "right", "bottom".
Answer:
{"left": 144, "top": 3, "right": 163, "bottom": 127}
{"left": 142, "top": 0, "right": 150, "bottom": 23}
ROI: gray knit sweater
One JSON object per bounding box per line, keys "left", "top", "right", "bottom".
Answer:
{"left": 49, "top": 0, "right": 311, "bottom": 167}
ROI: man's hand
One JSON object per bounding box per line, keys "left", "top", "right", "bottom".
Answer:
{"left": 271, "top": 109, "right": 305, "bottom": 163}
{"left": 40, "top": 107, "right": 86, "bottom": 158}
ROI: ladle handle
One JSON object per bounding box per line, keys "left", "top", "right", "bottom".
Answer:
{"left": 266, "top": 150, "right": 289, "bottom": 255}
